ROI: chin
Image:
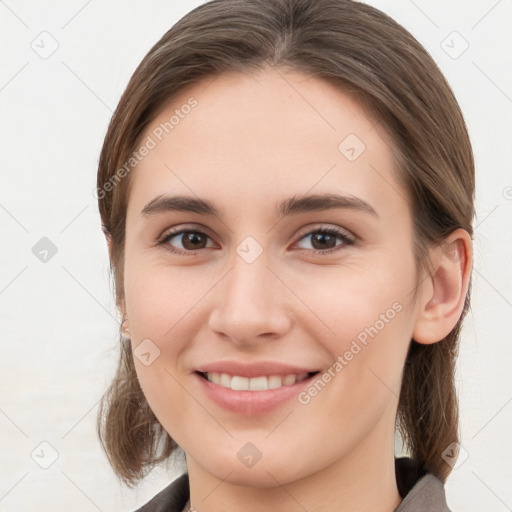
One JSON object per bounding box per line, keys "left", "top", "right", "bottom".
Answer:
{"left": 192, "top": 448, "right": 313, "bottom": 488}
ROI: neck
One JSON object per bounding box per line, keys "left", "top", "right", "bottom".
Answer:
{"left": 186, "top": 422, "right": 402, "bottom": 512}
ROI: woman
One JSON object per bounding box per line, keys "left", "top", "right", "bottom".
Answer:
{"left": 96, "top": 0, "right": 474, "bottom": 510}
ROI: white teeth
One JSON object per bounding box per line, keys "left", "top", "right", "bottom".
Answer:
{"left": 231, "top": 376, "right": 249, "bottom": 390}
{"left": 249, "top": 376, "right": 268, "bottom": 391}
{"left": 268, "top": 375, "right": 282, "bottom": 389}
{"left": 204, "top": 372, "right": 310, "bottom": 391}
{"left": 283, "top": 374, "right": 297, "bottom": 386}
{"left": 219, "top": 372, "right": 231, "bottom": 387}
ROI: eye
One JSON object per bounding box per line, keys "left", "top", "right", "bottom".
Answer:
{"left": 158, "top": 225, "right": 355, "bottom": 256}
{"left": 294, "top": 227, "right": 355, "bottom": 255}
{"left": 159, "top": 228, "right": 215, "bottom": 255}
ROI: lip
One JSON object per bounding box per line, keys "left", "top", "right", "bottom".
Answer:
{"left": 193, "top": 362, "right": 320, "bottom": 416}
{"left": 195, "top": 360, "right": 319, "bottom": 378}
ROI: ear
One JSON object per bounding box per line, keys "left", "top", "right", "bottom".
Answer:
{"left": 103, "top": 226, "right": 127, "bottom": 322}
{"left": 102, "top": 225, "right": 114, "bottom": 262}
{"left": 412, "top": 229, "right": 472, "bottom": 345}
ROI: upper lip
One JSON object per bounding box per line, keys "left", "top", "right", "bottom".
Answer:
{"left": 195, "top": 361, "right": 320, "bottom": 378}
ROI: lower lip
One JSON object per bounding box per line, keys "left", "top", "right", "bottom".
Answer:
{"left": 194, "top": 372, "right": 318, "bottom": 416}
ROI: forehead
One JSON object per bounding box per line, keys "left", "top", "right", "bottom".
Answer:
{"left": 127, "top": 67, "right": 405, "bottom": 220}
{"left": 152, "top": 67, "right": 386, "bottom": 157}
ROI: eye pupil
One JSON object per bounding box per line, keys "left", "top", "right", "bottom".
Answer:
{"left": 183, "top": 232, "right": 206, "bottom": 250}
{"left": 312, "top": 232, "right": 336, "bottom": 250}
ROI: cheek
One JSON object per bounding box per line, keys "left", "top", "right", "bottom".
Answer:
{"left": 294, "top": 290, "right": 412, "bottom": 466}
{"left": 123, "top": 263, "right": 215, "bottom": 423}
{"left": 296, "top": 257, "right": 416, "bottom": 408}
{"left": 291, "top": 257, "right": 414, "bottom": 349}
{"left": 304, "top": 290, "right": 410, "bottom": 409}
{"left": 124, "top": 260, "right": 212, "bottom": 341}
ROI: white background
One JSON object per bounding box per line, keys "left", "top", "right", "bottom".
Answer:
{"left": 1, "top": 1, "right": 511, "bottom": 510}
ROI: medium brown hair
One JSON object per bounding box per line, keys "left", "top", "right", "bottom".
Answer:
{"left": 96, "top": 0, "right": 475, "bottom": 487}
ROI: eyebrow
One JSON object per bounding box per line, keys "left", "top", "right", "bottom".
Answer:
{"left": 140, "top": 193, "right": 378, "bottom": 219}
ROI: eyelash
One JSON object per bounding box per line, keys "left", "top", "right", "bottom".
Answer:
{"left": 157, "top": 226, "right": 355, "bottom": 256}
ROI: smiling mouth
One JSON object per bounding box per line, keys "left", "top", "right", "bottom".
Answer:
{"left": 197, "top": 371, "right": 320, "bottom": 391}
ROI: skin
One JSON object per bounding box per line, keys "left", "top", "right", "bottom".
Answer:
{"left": 115, "top": 67, "right": 472, "bottom": 512}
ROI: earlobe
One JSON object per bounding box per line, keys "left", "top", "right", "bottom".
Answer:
{"left": 103, "top": 225, "right": 113, "bottom": 262}
{"left": 103, "top": 227, "right": 128, "bottom": 332}
{"left": 121, "top": 312, "right": 130, "bottom": 337}
{"left": 412, "top": 229, "right": 472, "bottom": 345}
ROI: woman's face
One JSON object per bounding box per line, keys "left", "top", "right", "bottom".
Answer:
{"left": 122, "top": 67, "right": 423, "bottom": 486}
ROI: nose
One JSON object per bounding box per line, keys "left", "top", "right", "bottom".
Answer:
{"left": 208, "top": 251, "right": 293, "bottom": 347}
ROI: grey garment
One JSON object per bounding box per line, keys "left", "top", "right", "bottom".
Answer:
{"left": 132, "top": 457, "right": 451, "bottom": 512}
{"left": 133, "top": 473, "right": 189, "bottom": 512}
{"left": 394, "top": 473, "right": 451, "bottom": 511}
{"left": 393, "top": 457, "right": 451, "bottom": 512}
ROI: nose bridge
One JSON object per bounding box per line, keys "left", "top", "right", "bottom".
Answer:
{"left": 208, "top": 242, "right": 291, "bottom": 344}
{"left": 228, "top": 248, "right": 271, "bottom": 306}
